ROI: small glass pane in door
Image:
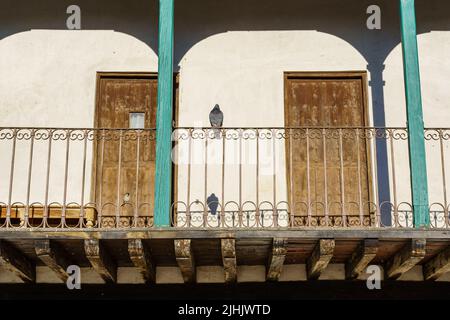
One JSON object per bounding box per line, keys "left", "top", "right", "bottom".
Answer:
{"left": 129, "top": 112, "right": 145, "bottom": 129}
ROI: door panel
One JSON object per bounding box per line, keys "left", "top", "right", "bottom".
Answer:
{"left": 94, "top": 76, "right": 157, "bottom": 223}
{"left": 285, "top": 74, "right": 371, "bottom": 226}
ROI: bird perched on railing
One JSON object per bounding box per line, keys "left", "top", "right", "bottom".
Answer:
{"left": 122, "top": 193, "right": 130, "bottom": 207}
{"left": 207, "top": 193, "right": 219, "bottom": 216}
{"left": 209, "top": 104, "right": 223, "bottom": 139}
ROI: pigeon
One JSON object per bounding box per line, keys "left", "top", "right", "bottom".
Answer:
{"left": 122, "top": 193, "right": 130, "bottom": 206}
{"left": 207, "top": 193, "right": 219, "bottom": 215}
{"left": 209, "top": 104, "right": 223, "bottom": 139}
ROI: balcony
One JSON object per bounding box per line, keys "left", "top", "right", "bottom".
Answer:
{"left": 0, "top": 126, "right": 448, "bottom": 230}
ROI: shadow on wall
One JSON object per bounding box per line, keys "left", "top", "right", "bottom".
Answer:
{"left": 1, "top": 0, "right": 450, "bottom": 226}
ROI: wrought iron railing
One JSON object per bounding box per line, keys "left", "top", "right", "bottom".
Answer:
{"left": 0, "top": 127, "right": 448, "bottom": 229}
{"left": 172, "top": 127, "right": 450, "bottom": 229}
{"left": 0, "top": 128, "right": 156, "bottom": 228}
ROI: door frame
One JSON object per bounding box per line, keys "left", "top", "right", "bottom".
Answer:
{"left": 283, "top": 71, "right": 374, "bottom": 221}
{"left": 91, "top": 72, "right": 179, "bottom": 208}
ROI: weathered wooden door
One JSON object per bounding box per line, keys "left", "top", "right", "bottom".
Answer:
{"left": 94, "top": 74, "right": 157, "bottom": 227}
{"left": 285, "top": 72, "right": 372, "bottom": 227}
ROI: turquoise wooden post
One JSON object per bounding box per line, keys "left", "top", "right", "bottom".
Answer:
{"left": 154, "top": 0, "right": 175, "bottom": 227}
{"left": 399, "top": 0, "right": 430, "bottom": 228}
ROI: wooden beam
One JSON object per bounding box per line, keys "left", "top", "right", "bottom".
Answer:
{"left": 174, "top": 239, "right": 195, "bottom": 283}
{"left": 266, "top": 238, "right": 288, "bottom": 281}
{"left": 399, "top": 0, "right": 430, "bottom": 227}
{"left": 128, "top": 239, "right": 156, "bottom": 283}
{"left": 345, "top": 239, "right": 379, "bottom": 280}
{"left": 385, "top": 238, "right": 426, "bottom": 280}
{"left": 307, "top": 239, "right": 335, "bottom": 280}
{"left": 0, "top": 240, "right": 35, "bottom": 283}
{"left": 84, "top": 239, "right": 116, "bottom": 283}
{"left": 154, "top": 0, "right": 175, "bottom": 227}
{"left": 423, "top": 246, "right": 450, "bottom": 281}
{"left": 221, "top": 239, "right": 237, "bottom": 283}
{"left": 35, "top": 239, "right": 72, "bottom": 282}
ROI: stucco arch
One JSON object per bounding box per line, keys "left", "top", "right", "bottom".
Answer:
{"left": 0, "top": 30, "right": 158, "bottom": 127}
{"left": 178, "top": 30, "right": 368, "bottom": 127}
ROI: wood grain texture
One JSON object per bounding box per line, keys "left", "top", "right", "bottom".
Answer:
{"left": 385, "top": 238, "right": 426, "bottom": 280}
{"left": 307, "top": 239, "right": 335, "bottom": 280}
{"left": 0, "top": 240, "right": 35, "bottom": 283}
{"left": 267, "top": 238, "right": 288, "bottom": 281}
{"left": 128, "top": 239, "right": 156, "bottom": 283}
{"left": 284, "top": 72, "right": 372, "bottom": 225}
{"left": 94, "top": 76, "right": 157, "bottom": 221}
{"left": 423, "top": 246, "right": 450, "bottom": 281}
{"left": 399, "top": 0, "right": 429, "bottom": 227}
{"left": 345, "top": 239, "right": 378, "bottom": 280}
{"left": 174, "top": 239, "right": 196, "bottom": 283}
{"left": 154, "top": 0, "right": 175, "bottom": 227}
{"left": 221, "top": 239, "right": 237, "bottom": 283}
{"left": 35, "top": 239, "right": 72, "bottom": 282}
{"left": 84, "top": 239, "right": 117, "bottom": 283}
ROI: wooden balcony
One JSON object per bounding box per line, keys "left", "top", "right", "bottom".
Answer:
{"left": 0, "top": 127, "right": 449, "bottom": 284}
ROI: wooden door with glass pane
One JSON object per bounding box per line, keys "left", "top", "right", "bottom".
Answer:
{"left": 285, "top": 72, "right": 372, "bottom": 227}
{"left": 94, "top": 74, "right": 157, "bottom": 227}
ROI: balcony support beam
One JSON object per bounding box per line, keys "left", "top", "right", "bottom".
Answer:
{"left": 385, "top": 238, "right": 426, "bottom": 280}
{"left": 128, "top": 239, "right": 156, "bottom": 284}
{"left": 266, "top": 238, "right": 288, "bottom": 282}
{"left": 221, "top": 239, "right": 237, "bottom": 283}
{"left": 35, "top": 239, "right": 72, "bottom": 283}
{"left": 0, "top": 240, "right": 35, "bottom": 283}
{"left": 307, "top": 239, "right": 335, "bottom": 280}
{"left": 174, "top": 239, "right": 196, "bottom": 283}
{"left": 345, "top": 239, "right": 378, "bottom": 280}
{"left": 84, "top": 239, "right": 117, "bottom": 283}
{"left": 399, "top": 0, "right": 429, "bottom": 228}
{"left": 154, "top": 0, "right": 175, "bottom": 227}
{"left": 423, "top": 246, "right": 450, "bottom": 281}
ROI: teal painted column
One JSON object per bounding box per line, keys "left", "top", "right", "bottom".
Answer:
{"left": 154, "top": 0, "right": 175, "bottom": 227}
{"left": 399, "top": 0, "right": 430, "bottom": 228}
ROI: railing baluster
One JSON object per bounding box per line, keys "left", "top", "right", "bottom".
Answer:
{"left": 389, "top": 129, "right": 399, "bottom": 226}
{"left": 186, "top": 129, "right": 192, "bottom": 228}
{"left": 204, "top": 129, "right": 208, "bottom": 227}
{"left": 322, "top": 128, "right": 329, "bottom": 226}
{"left": 338, "top": 128, "right": 346, "bottom": 227}
{"left": 289, "top": 128, "right": 294, "bottom": 227}
{"left": 6, "top": 129, "right": 17, "bottom": 227}
{"left": 356, "top": 128, "right": 364, "bottom": 226}
{"left": 80, "top": 130, "right": 88, "bottom": 227}
{"left": 272, "top": 129, "right": 277, "bottom": 227}
{"left": 239, "top": 129, "right": 243, "bottom": 227}
{"left": 98, "top": 129, "right": 105, "bottom": 227}
{"left": 371, "top": 128, "right": 381, "bottom": 227}
{"left": 43, "top": 129, "right": 53, "bottom": 228}
{"left": 221, "top": 129, "right": 225, "bottom": 228}
{"left": 306, "top": 128, "right": 312, "bottom": 227}
{"left": 24, "top": 129, "right": 36, "bottom": 227}
{"left": 256, "top": 129, "right": 260, "bottom": 227}
{"left": 134, "top": 130, "right": 141, "bottom": 228}
{"left": 61, "top": 129, "right": 71, "bottom": 228}
{"left": 116, "top": 130, "right": 123, "bottom": 228}
{"left": 437, "top": 129, "right": 449, "bottom": 228}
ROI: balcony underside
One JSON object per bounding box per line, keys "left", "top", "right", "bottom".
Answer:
{"left": 1, "top": 229, "right": 450, "bottom": 284}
